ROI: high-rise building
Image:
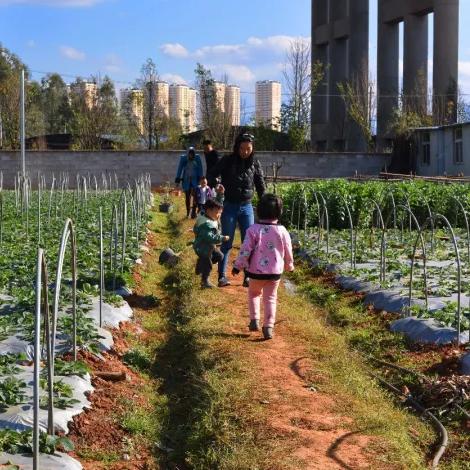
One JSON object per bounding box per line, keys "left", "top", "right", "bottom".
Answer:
{"left": 189, "top": 88, "right": 197, "bottom": 133}
{"left": 255, "top": 81, "right": 281, "bottom": 131}
{"left": 70, "top": 81, "right": 98, "bottom": 109}
{"left": 154, "top": 81, "right": 170, "bottom": 118}
{"left": 225, "top": 85, "right": 241, "bottom": 126}
{"left": 120, "top": 88, "right": 144, "bottom": 134}
{"left": 212, "top": 81, "right": 227, "bottom": 112}
{"left": 169, "top": 84, "right": 197, "bottom": 133}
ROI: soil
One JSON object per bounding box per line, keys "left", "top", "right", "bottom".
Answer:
{"left": 67, "top": 325, "right": 156, "bottom": 470}
{"left": 207, "top": 269, "right": 380, "bottom": 469}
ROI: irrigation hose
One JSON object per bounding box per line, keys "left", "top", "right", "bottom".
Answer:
{"left": 369, "top": 371, "right": 448, "bottom": 469}
{"left": 365, "top": 354, "right": 470, "bottom": 421}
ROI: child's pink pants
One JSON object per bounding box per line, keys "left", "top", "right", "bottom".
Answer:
{"left": 248, "top": 279, "right": 281, "bottom": 328}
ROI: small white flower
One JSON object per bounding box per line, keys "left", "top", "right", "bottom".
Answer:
{"left": 241, "top": 250, "right": 251, "bottom": 257}
{"left": 261, "top": 226, "right": 270, "bottom": 234}
{"left": 266, "top": 241, "right": 275, "bottom": 251}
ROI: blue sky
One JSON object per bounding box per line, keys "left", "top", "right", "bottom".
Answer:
{"left": 1, "top": 0, "right": 470, "bottom": 115}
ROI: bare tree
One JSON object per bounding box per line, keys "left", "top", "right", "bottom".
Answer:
{"left": 195, "top": 63, "right": 236, "bottom": 149}
{"left": 337, "top": 60, "right": 375, "bottom": 150}
{"left": 282, "top": 38, "right": 311, "bottom": 129}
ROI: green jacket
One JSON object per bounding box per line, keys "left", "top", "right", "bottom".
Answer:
{"left": 193, "top": 216, "right": 224, "bottom": 257}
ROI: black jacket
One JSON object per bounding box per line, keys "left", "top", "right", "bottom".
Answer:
{"left": 204, "top": 149, "right": 221, "bottom": 186}
{"left": 210, "top": 153, "right": 266, "bottom": 204}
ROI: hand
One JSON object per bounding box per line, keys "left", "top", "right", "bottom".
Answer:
{"left": 216, "top": 184, "right": 225, "bottom": 194}
{"left": 223, "top": 235, "right": 230, "bottom": 242}
{"left": 232, "top": 267, "right": 240, "bottom": 277}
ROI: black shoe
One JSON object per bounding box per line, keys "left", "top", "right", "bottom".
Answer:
{"left": 243, "top": 277, "right": 250, "bottom": 288}
{"left": 201, "top": 279, "right": 215, "bottom": 289}
{"left": 262, "top": 327, "right": 273, "bottom": 340}
{"left": 248, "top": 320, "right": 259, "bottom": 331}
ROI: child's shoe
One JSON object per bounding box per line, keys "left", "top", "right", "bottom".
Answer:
{"left": 248, "top": 319, "right": 259, "bottom": 331}
{"left": 262, "top": 327, "right": 273, "bottom": 340}
{"left": 218, "top": 276, "right": 231, "bottom": 287}
{"left": 243, "top": 276, "right": 250, "bottom": 288}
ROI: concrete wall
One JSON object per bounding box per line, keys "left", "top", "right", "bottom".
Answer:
{"left": 415, "top": 123, "right": 469, "bottom": 176}
{"left": 0, "top": 150, "right": 391, "bottom": 188}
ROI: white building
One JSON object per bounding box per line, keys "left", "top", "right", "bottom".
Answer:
{"left": 120, "top": 88, "right": 144, "bottom": 134}
{"left": 225, "top": 85, "right": 241, "bottom": 126}
{"left": 255, "top": 80, "right": 281, "bottom": 131}
{"left": 154, "top": 81, "right": 170, "bottom": 118}
{"left": 169, "top": 84, "right": 197, "bottom": 133}
{"left": 70, "top": 81, "right": 98, "bottom": 109}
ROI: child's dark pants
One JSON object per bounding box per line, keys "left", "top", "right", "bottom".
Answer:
{"left": 196, "top": 249, "right": 224, "bottom": 283}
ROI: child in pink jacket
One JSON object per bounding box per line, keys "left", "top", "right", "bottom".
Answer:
{"left": 232, "top": 194, "right": 294, "bottom": 340}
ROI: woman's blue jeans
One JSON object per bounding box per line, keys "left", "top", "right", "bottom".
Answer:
{"left": 218, "top": 201, "right": 254, "bottom": 277}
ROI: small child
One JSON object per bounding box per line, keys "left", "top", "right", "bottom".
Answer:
{"left": 196, "top": 177, "right": 214, "bottom": 213}
{"left": 193, "top": 197, "right": 229, "bottom": 289}
{"left": 232, "top": 194, "right": 294, "bottom": 340}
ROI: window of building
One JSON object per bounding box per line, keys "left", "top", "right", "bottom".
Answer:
{"left": 454, "top": 126, "right": 463, "bottom": 164}
{"left": 422, "top": 132, "right": 430, "bottom": 166}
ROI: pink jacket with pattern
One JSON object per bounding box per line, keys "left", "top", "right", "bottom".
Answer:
{"left": 233, "top": 220, "right": 294, "bottom": 279}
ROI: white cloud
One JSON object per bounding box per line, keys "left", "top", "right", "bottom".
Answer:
{"left": 208, "top": 64, "right": 256, "bottom": 85}
{"left": 194, "top": 44, "right": 246, "bottom": 60}
{"left": 60, "top": 45, "right": 86, "bottom": 61}
{"left": 0, "top": 0, "right": 103, "bottom": 5}
{"left": 160, "top": 43, "right": 189, "bottom": 59}
{"left": 160, "top": 35, "right": 309, "bottom": 63}
{"left": 161, "top": 73, "right": 187, "bottom": 85}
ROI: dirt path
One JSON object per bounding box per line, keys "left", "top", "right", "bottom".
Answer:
{"left": 178, "top": 217, "right": 381, "bottom": 468}
{"left": 206, "top": 269, "right": 376, "bottom": 470}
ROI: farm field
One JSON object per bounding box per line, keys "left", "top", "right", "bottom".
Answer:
{"left": 0, "top": 174, "right": 151, "bottom": 469}
{"left": 0, "top": 177, "right": 468, "bottom": 469}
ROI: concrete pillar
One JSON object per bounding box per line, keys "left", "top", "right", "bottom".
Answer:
{"left": 433, "top": 0, "right": 459, "bottom": 124}
{"left": 403, "top": 13, "right": 428, "bottom": 114}
{"left": 377, "top": 16, "right": 399, "bottom": 147}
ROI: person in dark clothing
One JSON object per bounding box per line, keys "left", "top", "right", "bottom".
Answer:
{"left": 203, "top": 139, "right": 221, "bottom": 188}
{"left": 209, "top": 133, "right": 266, "bottom": 288}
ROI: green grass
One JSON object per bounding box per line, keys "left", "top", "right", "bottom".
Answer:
{"left": 280, "top": 274, "right": 430, "bottom": 469}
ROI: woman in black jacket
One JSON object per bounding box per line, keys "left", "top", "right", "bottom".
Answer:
{"left": 209, "top": 133, "right": 266, "bottom": 287}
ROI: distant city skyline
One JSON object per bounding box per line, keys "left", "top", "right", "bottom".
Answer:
{"left": 2, "top": 0, "right": 470, "bottom": 119}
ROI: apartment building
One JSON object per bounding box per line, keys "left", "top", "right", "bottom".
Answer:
{"left": 169, "top": 84, "right": 197, "bottom": 133}
{"left": 225, "top": 85, "right": 241, "bottom": 126}
{"left": 120, "top": 88, "right": 144, "bottom": 134}
{"left": 70, "top": 81, "right": 98, "bottom": 109}
{"left": 255, "top": 80, "right": 281, "bottom": 131}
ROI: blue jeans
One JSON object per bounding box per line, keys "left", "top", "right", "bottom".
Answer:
{"left": 218, "top": 201, "right": 254, "bottom": 277}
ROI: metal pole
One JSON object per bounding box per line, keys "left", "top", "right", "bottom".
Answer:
{"left": 20, "top": 69, "right": 26, "bottom": 177}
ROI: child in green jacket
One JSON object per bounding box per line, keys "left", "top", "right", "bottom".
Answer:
{"left": 193, "top": 197, "right": 229, "bottom": 288}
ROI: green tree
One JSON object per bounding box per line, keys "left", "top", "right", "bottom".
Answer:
{"left": 41, "top": 73, "right": 71, "bottom": 134}
{"left": 0, "top": 44, "right": 25, "bottom": 149}
{"left": 70, "top": 76, "right": 120, "bottom": 150}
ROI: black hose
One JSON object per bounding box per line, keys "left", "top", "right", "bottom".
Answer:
{"left": 369, "top": 371, "right": 448, "bottom": 469}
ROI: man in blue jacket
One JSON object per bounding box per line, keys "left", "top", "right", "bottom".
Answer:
{"left": 175, "top": 147, "right": 203, "bottom": 218}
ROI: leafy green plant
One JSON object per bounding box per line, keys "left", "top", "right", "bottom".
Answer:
{"left": 0, "top": 354, "right": 26, "bottom": 376}
{"left": 42, "top": 359, "right": 90, "bottom": 378}
{"left": 0, "top": 429, "right": 74, "bottom": 454}
{"left": 0, "top": 377, "right": 27, "bottom": 409}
